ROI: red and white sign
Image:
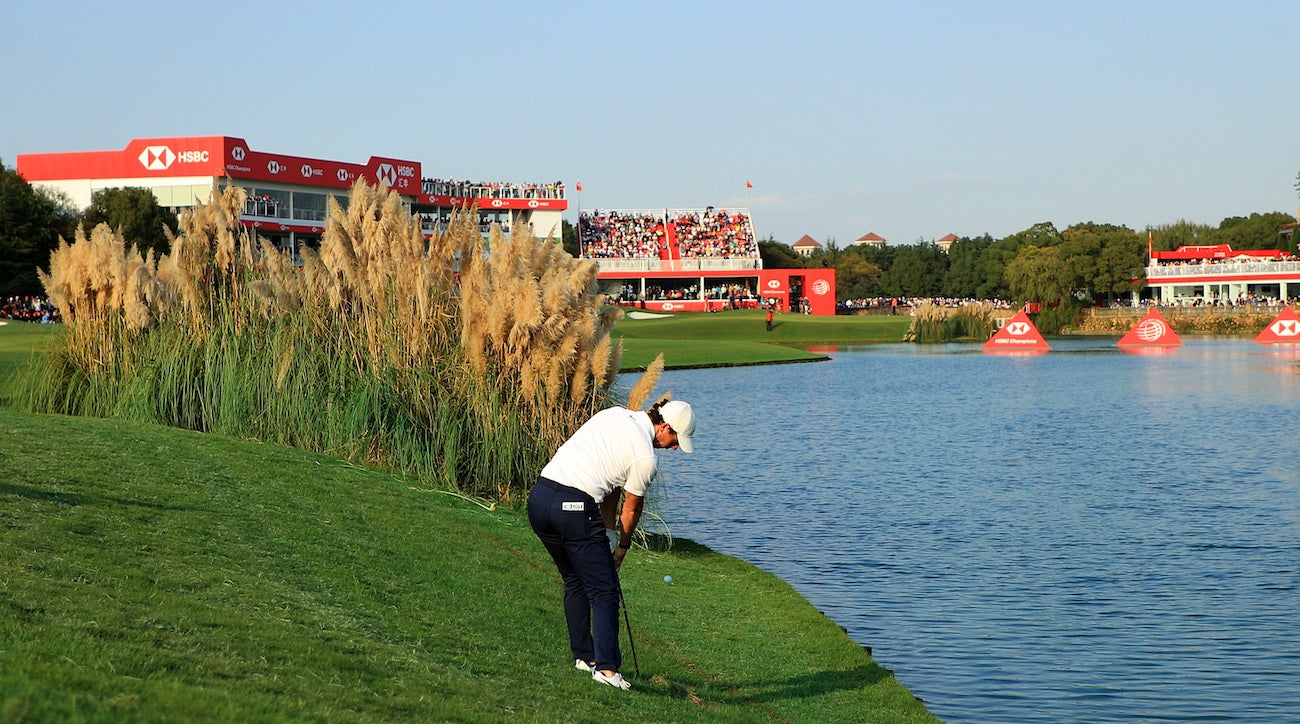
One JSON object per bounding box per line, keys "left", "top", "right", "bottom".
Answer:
{"left": 983, "top": 310, "right": 1049, "bottom": 353}
{"left": 1118, "top": 308, "right": 1182, "bottom": 348}
{"left": 1255, "top": 306, "right": 1300, "bottom": 344}
{"left": 17, "top": 136, "right": 424, "bottom": 197}
{"left": 18, "top": 136, "right": 228, "bottom": 180}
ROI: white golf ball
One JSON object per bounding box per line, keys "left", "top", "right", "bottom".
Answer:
{"left": 663, "top": 575, "right": 673, "bottom": 584}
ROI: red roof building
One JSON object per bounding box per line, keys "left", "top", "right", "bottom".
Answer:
{"left": 854, "top": 232, "right": 886, "bottom": 248}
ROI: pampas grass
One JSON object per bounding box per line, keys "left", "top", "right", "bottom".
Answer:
{"left": 903, "top": 303, "right": 996, "bottom": 343}
{"left": 17, "top": 181, "right": 646, "bottom": 501}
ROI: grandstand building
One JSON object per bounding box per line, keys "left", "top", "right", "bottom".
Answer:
{"left": 579, "top": 209, "right": 837, "bottom": 315}
{"left": 16, "top": 136, "right": 568, "bottom": 260}
{"left": 1146, "top": 244, "right": 1299, "bottom": 304}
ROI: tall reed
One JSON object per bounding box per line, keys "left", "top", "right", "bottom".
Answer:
{"left": 903, "top": 303, "right": 995, "bottom": 343}
{"left": 18, "top": 181, "right": 650, "bottom": 502}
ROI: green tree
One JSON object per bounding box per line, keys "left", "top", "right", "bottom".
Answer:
{"left": 758, "top": 235, "right": 804, "bottom": 268}
{"left": 881, "top": 242, "right": 947, "bottom": 297}
{"left": 1004, "top": 244, "right": 1070, "bottom": 304}
{"left": 1059, "top": 223, "right": 1142, "bottom": 303}
{"left": 942, "top": 234, "right": 993, "bottom": 298}
{"left": 1211, "top": 211, "right": 1295, "bottom": 251}
{"left": 81, "top": 187, "right": 178, "bottom": 258}
{"left": 0, "top": 159, "right": 78, "bottom": 296}
{"left": 1148, "top": 219, "right": 1215, "bottom": 252}
{"left": 832, "top": 249, "right": 883, "bottom": 301}
{"left": 561, "top": 217, "right": 578, "bottom": 257}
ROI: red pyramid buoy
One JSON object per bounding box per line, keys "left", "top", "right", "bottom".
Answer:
{"left": 983, "top": 310, "right": 1049, "bottom": 354}
{"left": 1118, "top": 308, "right": 1182, "bottom": 349}
{"left": 1254, "top": 306, "right": 1300, "bottom": 344}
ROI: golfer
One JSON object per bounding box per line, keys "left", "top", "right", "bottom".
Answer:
{"left": 527, "top": 399, "right": 697, "bottom": 691}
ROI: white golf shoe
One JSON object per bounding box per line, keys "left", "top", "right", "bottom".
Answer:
{"left": 592, "top": 670, "right": 631, "bottom": 690}
{"left": 574, "top": 659, "right": 596, "bottom": 673}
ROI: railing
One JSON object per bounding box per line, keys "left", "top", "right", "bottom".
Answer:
{"left": 421, "top": 180, "right": 566, "bottom": 200}
{"left": 1147, "top": 261, "right": 1300, "bottom": 277}
{"left": 1088, "top": 304, "right": 1288, "bottom": 319}
{"left": 591, "top": 258, "right": 762, "bottom": 273}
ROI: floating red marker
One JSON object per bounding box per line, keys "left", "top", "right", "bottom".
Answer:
{"left": 983, "top": 310, "right": 1049, "bottom": 354}
{"left": 1254, "top": 306, "right": 1300, "bottom": 344}
{"left": 1118, "top": 308, "right": 1182, "bottom": 349}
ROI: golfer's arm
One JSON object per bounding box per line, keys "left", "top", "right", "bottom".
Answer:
{"left": 600, "top": 494, "right": 619, "bottom": 530}
{"left": 618, "top": 492, "right": 644, "bottom": 548}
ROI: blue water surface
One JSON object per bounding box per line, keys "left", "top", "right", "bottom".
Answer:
{"left": 652, "top": 338, "right": 1299, "bottom": 724}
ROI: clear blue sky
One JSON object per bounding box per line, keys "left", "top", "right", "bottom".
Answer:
{"left": 3, "top": 1, "right": 1297, "bottom": 246}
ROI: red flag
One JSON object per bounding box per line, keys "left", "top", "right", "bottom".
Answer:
{"left": 745, "top": 179, "right": 753, "bottom": 189}
{"left": 576, "top": 181, "right": 583, "bottom": 192}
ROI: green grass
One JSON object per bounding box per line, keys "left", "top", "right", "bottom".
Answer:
{"left": 0, "top": 320, "right": 939, "bottom": 722}
{"left": 0, "top": 322, "right": 57, "bottom": 403}
{"left": 0, "top": 410, "right": 938, "bottom": 722}
{"left": 615, "top": 310, "right": 912, "bottom": 369}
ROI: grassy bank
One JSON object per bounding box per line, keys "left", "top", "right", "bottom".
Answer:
{"left": 615, "top": 310, "right": 912, "bottom": 369}
{"left": 0, "top": 409, "right": 937, "bottom": 722}
{"left": 0, "top": 321, "right": 938, "bottom": 721}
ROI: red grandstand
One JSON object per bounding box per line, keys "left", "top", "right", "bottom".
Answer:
{"left": 579, "top": 208, "right": 836, "bottom": 315}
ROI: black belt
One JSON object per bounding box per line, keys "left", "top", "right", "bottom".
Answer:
{"left": 537, "top": 476, "right": 595, "bottom": 503}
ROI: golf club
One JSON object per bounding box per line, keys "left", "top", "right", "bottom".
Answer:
{"left": 619, "top": 589, "right": 640, "bottom": 679}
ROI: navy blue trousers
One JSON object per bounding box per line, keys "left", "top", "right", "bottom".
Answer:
{"left": 527, "top": 477, "right": 622, "bottom": 672}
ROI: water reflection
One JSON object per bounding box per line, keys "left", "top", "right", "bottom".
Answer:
{"left": 651, "top": 339, "right": 1299, "bottom": 724}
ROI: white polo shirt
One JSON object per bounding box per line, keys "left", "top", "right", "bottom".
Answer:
{"left": 540, "top": 407, "right": 658, "bottom": 502}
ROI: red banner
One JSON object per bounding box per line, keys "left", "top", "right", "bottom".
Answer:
{"left": 18, "top": 136, "right": 228, "bottom": 180}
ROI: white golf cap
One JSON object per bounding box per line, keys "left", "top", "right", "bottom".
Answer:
{"left": 659, "top": 400, "right": 696, "bottom": 453}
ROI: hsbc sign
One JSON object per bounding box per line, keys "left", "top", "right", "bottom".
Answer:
{"left": 1007, "top": 322, "right": 1031, "bottom": 335}
{"left": 138, "top": 145, "right": 210, "bottom": 171}
{"left": 138, "top": 146, "right": 175, "bottom": 170}
{"left": 1269, "top": 319, "right": 1299, "bottom": 337}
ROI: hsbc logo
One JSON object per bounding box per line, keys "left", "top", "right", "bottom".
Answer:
{"left": 660, "top": 302, "right": 677, "bottom": 311}
{"left": 138, "top": 145, "right": 176, "bottom": 171}
{"left": 301, "top": 164, "right": 315, "bottom": 178}
{"left": 267, "top": 161, "right": 284, "bottom": 174}
{"left": 231, "top": 146, "right": 246, "bottom": 161}
{"left": 376, "top": 163, "right": 397, "bottom": 186}
{"left": 765, "top": 280, "right": 781, "bottom": 289}
{"left": 1007, "top": 322, "right": 1031, "bottom": 335}
{"left": 337, "top": 169, "right": 350, "bottom": 182}
{"left": 1270, "top": 319, "right": 1299, "bottom": 337}
{"left": 491, "top": 199, "right": 504, "bottom": 208}
{"left": 528, "top": 199, "right": 540, "bottom": 208}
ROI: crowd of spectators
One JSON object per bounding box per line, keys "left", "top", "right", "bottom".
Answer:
{"left": 1133, "top": 295, "right": 1286, "bottom": 308}
{"left": 838, "top": 297, "right": 1013, "bottom": 314}
{"left": 579, "top": 210, "right": 667, "bottom": 259}
{"left": 1, "top": 296, "right": 59, "bottom": 323}
{"left": 242, "top": 195, "right": 281, "bottom": 218}
{"left": 422, "top": 179, "right": 566, "bottom": 200}
{"left": 578, "top": 208, "right": 758, "bottom": 261}
{"left": 670, "top": 208, "right": 759, "bottom": 259}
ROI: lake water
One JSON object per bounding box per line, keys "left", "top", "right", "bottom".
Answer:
{"left": 651, "top": 338, "right": 1299, "bottom": 724}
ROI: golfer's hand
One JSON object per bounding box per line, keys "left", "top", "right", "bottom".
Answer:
{"left": 613, "top": 545, "right": 628, "bottom": 570}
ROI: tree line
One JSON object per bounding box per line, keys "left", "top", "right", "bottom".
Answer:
{"left": 0, "top": 159, "right": 177, "bottom": 296}
{"left": 758, "top": 212, "right": 1297, "bottom": 308}
{"left": 4, "top": 155, "right": 1296, "bottom": 308}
